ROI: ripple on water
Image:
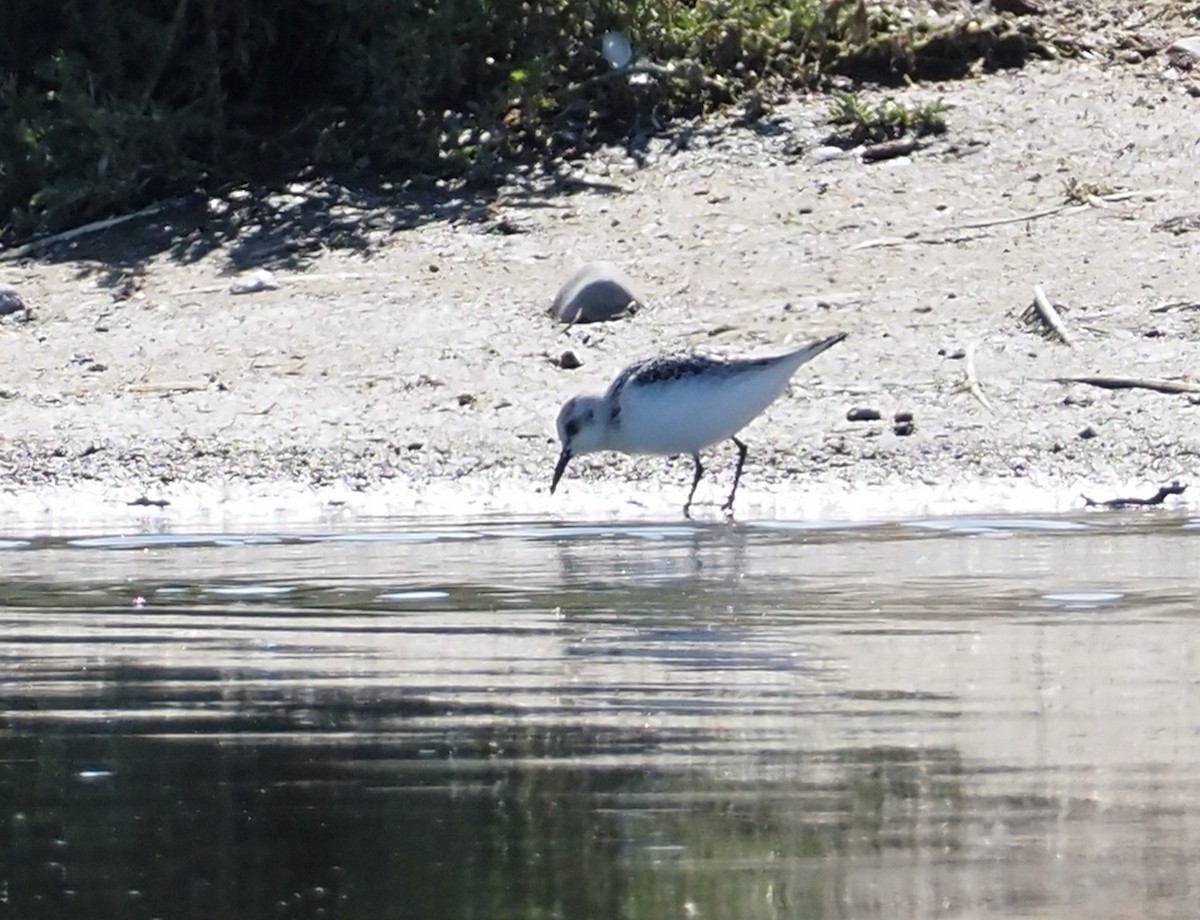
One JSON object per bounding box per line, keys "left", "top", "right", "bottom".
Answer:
{"left": 202, "top": 584, "right": 296, "bottom": 598}
{"left": 377, "top": 590, "right": 451, "bottom": 602}
{"left": 1034, "top": 591, "right": 1125, "bottom": 609}
{"left": 67, "top": 533, "right": 285, "bottom": 550}
{"left": 902, "top": 516, "right": 1093, "bottom": 535}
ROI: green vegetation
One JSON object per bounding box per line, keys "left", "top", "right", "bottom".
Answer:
{"left": 826, "top": 91, "right": 948, "bottom": 146}
{"left": 0, "top": 1, "right": 1049, "bottom": 245}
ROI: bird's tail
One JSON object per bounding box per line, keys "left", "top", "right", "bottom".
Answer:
{"left": 784, "top": 331, "right": 847, "bottom": 369}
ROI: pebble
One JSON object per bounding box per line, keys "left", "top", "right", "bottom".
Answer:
{"left": 229, "top": 269, "right": 280, "bottom": 295}
{"left": 0, "top": 283, "right": 26, "bottom": 316}
{"left": 811, "top": 146, "right": 849, "bottom": 163}
{"left": 846, "top": 407, "right": 882, "bottom": 422}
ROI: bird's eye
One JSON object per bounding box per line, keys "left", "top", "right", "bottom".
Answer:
{"left": 565, "top": 419, "right": 580, "bottom": 438}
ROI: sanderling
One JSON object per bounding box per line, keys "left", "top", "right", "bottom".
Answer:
{"left": 550, "top": 332, "right": 846, "bottom": 517}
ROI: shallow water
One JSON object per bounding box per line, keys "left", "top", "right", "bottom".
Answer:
{"left": 3, "top": 514, "right": 1200, "bottom": 919}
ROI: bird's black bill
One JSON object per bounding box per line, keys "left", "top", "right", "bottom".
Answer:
{"left": 550, "top": 449, "right": 572, "bottom": 494}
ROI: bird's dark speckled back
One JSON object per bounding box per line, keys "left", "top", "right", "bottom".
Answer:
{"left": 606, "top": 354, "right": 768, "bottom": 399}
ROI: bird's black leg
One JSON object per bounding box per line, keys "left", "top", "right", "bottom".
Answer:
{"left": 722, "top": 437, "right": 749, "bottom": 517}
{"left": 683, "top": 451, "right": 704, "bottom": 519}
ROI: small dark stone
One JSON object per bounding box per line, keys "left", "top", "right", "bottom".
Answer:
{"left": 992, "top": 0, "right": 1042, "bottom": 14}
{"left": 558, "top": 350, "right": 583, "bottom": 370}
{"left": 893, "top": 411, "right": 914, "bottom": 423}
{"left": 0, "top": 284, "right": 25, "bottom": 316}
{"left": 489, "top": 217, "right": 525, "bottom": 235}
{"left": 127, "top": 496, "right": 169, "bottom": 508}
{"left": 847, "top": 407, "right": 882, "bottom": 422}
{"left": 893, "top": 420, "right": 915, "bottom": 437}
{"left": 406, "top": 441, "right": 424, "bottom": 451}
{"left": 1079, "top": 425, "right": 1098, "bottom": 440}
{"left": 456, "top": 393, "right": 476, "bottom": 407}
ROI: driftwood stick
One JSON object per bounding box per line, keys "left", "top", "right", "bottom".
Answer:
{"left": 1054, "top": 376, "right": 1200, "bottom": 395}
{"left": 0, "top": 199, "right": 180, "bottom": 261}
{"left": 861, "top": 137, "right": 919, "bottom": 163}
{"left": 1082, "top": 482, "right": 1187, "bottom": 509}
{"left": 1031, "top": 285, "right": 1073, "bottom": 346}
{"left": 962, "top": 342, "right": 995, "bottom": 413}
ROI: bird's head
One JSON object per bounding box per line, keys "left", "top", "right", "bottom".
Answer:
{"left": 550, "top": 394, "right": 608, "bottom": 494}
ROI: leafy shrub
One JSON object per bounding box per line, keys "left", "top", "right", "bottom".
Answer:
{"left": 0, "top": 0, "right": 1035, "bottom": 244}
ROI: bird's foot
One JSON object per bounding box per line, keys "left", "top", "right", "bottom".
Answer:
{"left": 721, "top": 493, "right": 738, "bottom": 519}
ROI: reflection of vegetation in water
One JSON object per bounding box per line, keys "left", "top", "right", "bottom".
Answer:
{"left": 0, "top": 0, "right": 1051, "bottom": 243}
{"left": 620, "top": 746, "right": 967, "bottom": 919}
{"left": 0, "top": 712, "right": 636, "bottom": 918}
{"left": 2, "top": 667, "right": 974, "bottom": 920}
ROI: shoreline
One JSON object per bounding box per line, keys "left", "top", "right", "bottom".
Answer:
{"left": 4, "top": 55, "right": 1200, "bottom": 535}
{"left": 0, "top": 473, "right": 1188, "bottom": 536}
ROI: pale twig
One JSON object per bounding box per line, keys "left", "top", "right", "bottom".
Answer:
{"left": 961, "top": 342, "right": 995, "bottom": 413}
{"left": 126, "top": 380, "right": 211, "bottom": 395}
{"left": 848, "top": 207, "right": 1080, "bottom": 251}
{"left": 1053, "top": 376, "right": 1200, "bottom": 395}
{"left": 848, "top": 236, "right": 912, "bottom": 251}
{"left": 957, "top": 204, "right": 1081, "bottom": 230}
{"left": 848, "top": 189, "right": 1173, "bottom": 251}
{"left": 167, "top": 272, "right": 368, "bottom": 297}
{"left": 1031, "top": 284, "right": 1073, "bottom": 346}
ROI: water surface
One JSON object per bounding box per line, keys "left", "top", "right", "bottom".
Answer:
{"left": 3, "top": 514, "right": 1200, "bottom": 919}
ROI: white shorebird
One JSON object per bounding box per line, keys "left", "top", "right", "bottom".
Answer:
{"left": 550, "top": 332, "right": 846, "bottom": 517}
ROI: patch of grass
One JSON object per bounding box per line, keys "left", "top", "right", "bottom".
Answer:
{"left": 0, "top": 0, "right": 1049, "bottom": 247}
{"left": 825, "top": 91, "right": 949, "bottom": 146}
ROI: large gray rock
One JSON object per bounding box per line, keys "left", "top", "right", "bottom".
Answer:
{"left": 548, "top": 261, "right": 642, "bottom": 324}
